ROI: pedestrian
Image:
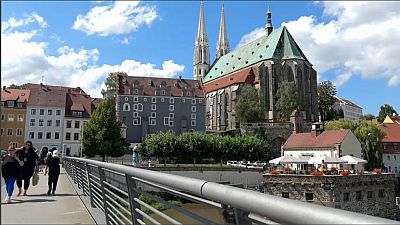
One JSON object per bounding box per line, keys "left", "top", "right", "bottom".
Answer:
{"left": 15, "top": 141, "right": 39, "bottom": 196}
{"left": 44, "top": 150, "right": 61, "bottom": 196}
{"left": 1, "top": 146, "right": 24, "bottom": 203}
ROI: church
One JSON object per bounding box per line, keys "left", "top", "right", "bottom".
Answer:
{"left": 193, "top": 2, "right": 319, "bottom": 131}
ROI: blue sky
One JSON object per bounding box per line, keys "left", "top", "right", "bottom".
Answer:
{"left": 1, "top": 1, "right": 399, "bottom": 115}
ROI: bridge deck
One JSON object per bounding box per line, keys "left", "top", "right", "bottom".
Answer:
{"left": 1, "top": 168, "right": 95, "bottom": 224}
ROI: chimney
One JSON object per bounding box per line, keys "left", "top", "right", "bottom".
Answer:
{"left": 179, "top": 75, "right": 182, "bottom": 81}
{"left": 311, "top": 122, "right": 324, "bottom": 137}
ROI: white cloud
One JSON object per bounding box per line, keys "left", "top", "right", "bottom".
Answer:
{"left": 1, "top": 12, "right": 47, "bottom": 32}
{"left": 236, "top": 27, "right": 265, "bottom": 49}
{"left": 237, "top": 2, "right": 400, "bottom": 87}
{"left": 73, "top": 1, "right": 159, "bottom": 36}
{"left": 121, "top": 37, "right": 129, "bottom": 45}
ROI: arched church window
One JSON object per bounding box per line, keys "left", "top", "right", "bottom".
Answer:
{"left": 123, "top": 103, "right": 130, "bottom": 112}
{"left": 287, "top": 67, "right": 294, "bottom": 82}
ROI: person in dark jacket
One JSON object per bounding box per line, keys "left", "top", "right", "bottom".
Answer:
{"left": 1, "top": 146, "right": 24, "bottom": 203}
{"left": 44, "top": 150, "right": 61, "bottom": 196}
{"left": 16, "top": 141, "right": 39, "bottom": 196}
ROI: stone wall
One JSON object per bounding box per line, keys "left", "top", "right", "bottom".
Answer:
{"left": 263, "top": 174, "right": 399, "bottom": 220}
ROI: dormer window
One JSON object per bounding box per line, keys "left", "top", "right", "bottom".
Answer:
{"left": 162, "top": 90, "right": 166, "bottom": 95}
{"left": 134, "top": 89, "right": 139, "bottom": 94}
{"left": 72, "top": 111, "right": 83, "bottom": 117}
{"left": 17, "top": 103, "right": 23, "bottom": 108}
{"left": 1, "top": 102, "right": 4, "bottom": 107}
{"left": 7, "top": 101, "right": 14, "bottom": 107}
{"left": 187, "top": 91, "right": 191, "bottom": 96}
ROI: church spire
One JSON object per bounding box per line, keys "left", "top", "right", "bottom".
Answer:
{"left": 266, "top": 1, "right": 273, "bottom": 35}
{"left": 216, "top": 3, "right": 230, "bottom": 60}
{"left": 193, "top": 0, "right": 210, "bottom": 82}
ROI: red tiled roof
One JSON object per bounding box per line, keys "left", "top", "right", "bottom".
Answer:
{"left": 203, "top": 68, "right": 255, "bottom": 93}
{"left": 283, "top": 130, "right": 350, "bottom": 149}
{"left": 28, "top": 88, "right": 66, "bottom": 107}
{"left": 71, "top": 103, "right": 84, "bottom": 111}
{"left": 1, "top": 89, "right": 30, "bottom": 102}
{"left": 25, "top": 83, "right": 86, "bottom": 95}
{"left": 334, "top": 96, "right": 362, "bottom": 109}
{"left": 65, "top": 93, "right": 98, "bottom": 117}
{"left": 381, "top": 123, "right": 400, "bottom": 143}
{"left": 388, "top": 115, "right": 400, "bottom": 124}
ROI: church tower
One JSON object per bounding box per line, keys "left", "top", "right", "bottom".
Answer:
{"left": 266, "top": 3, "right": 273, "bottom": 35}
{"left": 193, "top": 1, "right": 210, "bottom": 82}
{"left": 215, "top": 4, "right": 229, "bottom": 60}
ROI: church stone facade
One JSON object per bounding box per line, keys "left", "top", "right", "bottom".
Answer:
{"left": 193, "top": 3, "right": 318, "bottom": 131}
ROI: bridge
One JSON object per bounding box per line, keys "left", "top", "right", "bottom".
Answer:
{"left": 1, "top": 157, "right": 398, "bottom": 224}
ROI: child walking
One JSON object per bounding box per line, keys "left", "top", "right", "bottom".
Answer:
{"left": 44, "top": 150, "right": 60, "bottom": 196}
{"left": 1, "top": 146, "right": 24, "bottom": 203}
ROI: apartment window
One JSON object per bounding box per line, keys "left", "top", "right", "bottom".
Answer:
{"left": 143, "top": 98, "right": 147, "bottom": 102}
{"left": 169, "top": 113, "right": 174, "bottom": 119}
{"left": 17, "top": 114, "right": 23, "bottom": 122}
{"left": 1, "top": 114, "right": 4, "bottom": 121}
{"left": 199, "top": 99, "right": 203, "bottom": 103}
{"left": 151, "top": 104, "right": 156, "bottom": 110}
{"left": 187, "top": 91, "right": 191, "bottom": 96}
{"left": 151, "top": 112, "right": 156, "bottom": 118}
{"left": 29, "top": 132, "right": 34, "bottom": 139}
{"left": 46, "top": 132, "right": 51, "bottom": 139}
{"left": 40, "top": 109, "right": 44, "bottom": 115}
{"left": 123, "top": 103, "right": 130, "bottom": 111}
{"left": 7, "top": 129, "right": 13, "bottom": 136}
{"left": 394, "top": 155, "right": 397, "bottom": 160}
{"left": 152, "top": 97, "right": 156, "bottom": 103}
{"left": 56, "top": 120, "right": 61, "bottom": 127}
{"left": 169, "top": 105, "right": 174, "bottom": 111}
{"left": 17, "top": 102, "right": 23, "bottom": 108}
{"left": 39, "top": 119, "right": 44, "bottom": 126}
{"left": 8, "top": 114, "right": 14, "bottom": 122}
{"left": 133, "top": 118, "right": 141, "bottom": 125}
{"left": 161, "top": 98, "right": 165, "bottom": 102}
{"left": 30, "top": 119, "right": 35, "bottom": 126}
{"left": 379, "top": 189, "right": 384, "bottom": 198}
{"left": 1, "top": 129, "right": 3, "bottom": 136}
{"left": 7, "top": 101, "right": 14, "bottom": 107}
{"left": 134, "top": 89, "right": 139, "bottom": 94}
{"left": 55, "top": 132, "right": 60, "bottom": 140}
{"left": 191, "top": 113, "right": 196, "bottom": 119}
{"left": 192, "top": 99, "right": 196, "bottom": 104}
{"left": 305, "top": 193, "right": 313, "bottom": 201}
{"left": 10, "top": 142, "right": 18, "bottom": 148}
{"left": 31, "top": 109, "right": 36, "bottom": 115}
{"left": 182, "top": 98, "right": 186, "bottom": 103}
{"left": 137, "top": 103, "right": 143, "bottom": 111}
{"left": 47, "top": 120, "right": 52, "bottom": 126}
{"left": 169, "top": 120, "right": 174, "bottom": 127}
{"left": 343, "top": 192, "right": 350, "bottom": 202}
{"left": 164, "top": 117, "right": 169, "bottom": 125}
{"left": 66, "top": 120, "right": 72, "bottom": 128}
{"left": 170, "top": 98, "right": 174, "bottom": 104}
{"left": 356, "top": 191, "right": 362, "bottom": 200}
{"left": 191, "top": 120, "right": 196, "bottom": 126}
{"left": 161, "top": 90, "right": 166, "bottom": 95}
{"left": 150, "top": 119, "right": 156, "bottom": 126}
{"left": 133, "top": 96, "right": 139, "bottom": 102}
{"left": 56, "top": 110, "right": 61, "bottom": 116}
{"left": 48, "top": 109, "right": 53, "bottom": 115}
{"left": 38, "top": 132, "right": 43, "bottom": 139}
{"left": 387, "top": 155, "right": 390, "bottom": 161}
{"left": 133, "top": 104, "right": 138, "bottom": 111}
{"left": 66, "top": 133, "right": 71, "bottom": 140}
{"left": 389, "top": 166, "right": 392, "bottom": 171}
{"left": 282, "top": 192, "right": 289, "bottom": 198}
{"left": 74, "top": 133, "right": 79, "bottom": 140}
{"left": 133, "top": 112, "right": 139, "bottom": 118}
{"left": 124, "top": 97, "right": 128, "bottom": 101}
{"left": 191, "top": 106, "right": 196, "bottom": 112}
{"left": 75, "top": 121, "right": 80, "bottom": 128}
{"left": 367, "top": 191, "right": 373, "bottom": 199}
{"left": 15, "top": 129, "right": 22, "bottom": 136}
{"left": 189, "top": 129, "right": 194, "bottom": 133}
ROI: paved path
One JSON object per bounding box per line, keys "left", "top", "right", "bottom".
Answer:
{"left": 1, "top": 169, "right": 95, "bottom": 224}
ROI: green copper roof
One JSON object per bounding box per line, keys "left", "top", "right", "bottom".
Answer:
{"left": 204, "top": 27, "right": 309, "bottom": 83}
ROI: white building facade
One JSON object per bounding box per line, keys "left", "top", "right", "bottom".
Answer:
{"left": 333, "top": 96, "right": 363, "bottom": 120}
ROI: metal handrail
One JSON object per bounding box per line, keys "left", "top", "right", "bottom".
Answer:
{"left": 64, "top": 157, "right": 398, "bottom": 224}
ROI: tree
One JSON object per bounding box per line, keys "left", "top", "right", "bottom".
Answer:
{"left": 326, "top": 108, "right": 344, "bottom": 121}
{"left": 82, "top": 98, "right": 128, "bottom": 161}
{"left": 235, "top": 86, "right": 263, "bottom": 123}
{"left": 360, "top": 114, "right": 375, "bottom": 121}
{"left": 325, "top": 119, "right": 385, "bottom": 170}
{"left": 8, "top": 84, "right": 26, "bottom": 89}
{"left": 101, "top": 72, "right": 128, "bottom": 99}
{"left": 377, "top": 104, "right": 397, "bottom": 123}
{"left": 275, "top": 81, "right": 298, "bottom": 121}
{"left": 317, "top": 81, "right": 336, "bottom": 122}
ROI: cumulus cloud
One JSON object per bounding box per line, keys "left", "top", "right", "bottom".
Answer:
{"left": 236, "top": 27, "right": 265, "bottom": 49}
{"left": 121, "top": 37, "right": 129, "bottom": 45}
{"left": 1, "top": 12, "right": 47, "bottom": 32}
{"left": 73, "top": 1, "right": 159, "bottom": 36}
{"left": 1, "top": 13, "right": 184, "bottom": 98}
{"left": 237, "top": 2, "right": 400, "bottom": 87}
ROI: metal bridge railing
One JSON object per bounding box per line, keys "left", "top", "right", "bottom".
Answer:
{"left": 63, "top": 157, "right": 398, "bottom": 225}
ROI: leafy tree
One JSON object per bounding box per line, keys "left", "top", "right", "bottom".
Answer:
{"left": 326, "top": 108, "right": 344, "bottom": 121}
{"left": 377, "top": 104, "right": 397, "bottom": 123}
{"left": 317, "top": 81, "right": 336, "bottom": 122}
{"left": 235, "top": 86, "right": 263, "bottom": 123}
{"left": 8, "top": 84, "right": 26, "bottom": 89}
{"left": 275, "top": 81, "right": 298, "bottom": 121}
{"left": 82, "top": 98, "right": 128, "bottom": 161}
{"left": 360, "top": 114, "right": 375, "bottom": 121}
{"left": 101, "top": 72, "right": 127, "bottom": 99}
{"left": 326, "top": 119, "right": 385, "bottom": 170}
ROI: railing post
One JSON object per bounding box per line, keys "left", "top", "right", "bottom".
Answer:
{"left": 125, "top": 174, "right": 143, "bottom": 225}
{"left": 98, "top": 167, "right": 110, "bottom": 224}
{"left": 85, "top": 163, "right": 96, "bottom": 208}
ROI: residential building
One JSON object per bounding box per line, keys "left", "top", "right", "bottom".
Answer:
{"left": 1, "top": 87, "right": 30, "bottom": 151}
{"left": 282, "top": 122, "right": 363, "bottom": 170}
{"left": 383, "top": 114, "right": 400, "bottom": 124}
{"left": 380, "top": 123, "right": 400, "bottom": 177}
{"left": 333, "top": 96, "right": 363, "bottom": 120}
{"left": 116, "top": 75, "right": 205, "bottom": 143}
{"left": 194, "top": 3, "right": 318, "bottom": 131}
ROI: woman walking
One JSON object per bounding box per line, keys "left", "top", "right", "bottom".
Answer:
{"left": 44, "top": 150, "right": 61, "bottom": 196}
{"left": 16, "top": 141, "right": 38, "bottom": 196}
{"left": 1, "top": 146, "right": 24, "bottom": 203}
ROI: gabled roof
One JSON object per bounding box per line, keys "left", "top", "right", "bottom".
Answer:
{"left": 65, "top": 93, "right": 97, "bottom": 118}
{"left": 203, "top": 68, "right": 255, "bottom": 93}
{"left": 380, "top": 123, "right": 400, "bottom": 143}
{"left": 334, "top": 96, "right": 362, "bottom": 109}
{"left": 28, "top": 88, "right": 66, "bottom": 107}
{"left": 1, "top": 88, "right": 30, "bottom": 102}
{"left": 283, "top": 130, "right": 351, "bottom": 149}
{"left": 25, "top": 83, "right": 86, "bottom": 95}
{"left": 204, "top": 26, "right": 309, "bottom": 83}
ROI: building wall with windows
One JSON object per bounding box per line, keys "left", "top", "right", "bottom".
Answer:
{"left": 116, "top": 75, "right": 205, "bottom": 143}
{"left": 333, "top": 96, "right": 363, "bottom": 120}
{"left": 63, "top": 117, "right": 88, "bottom": 157}
{"left": 1, "top": 88, "right": 30, "bottom": 151}
{"left": 380, "top": 123, "right": 400, "bottom": 177}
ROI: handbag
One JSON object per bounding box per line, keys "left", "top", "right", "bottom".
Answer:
{"left": 32, "top": 173, "right": 39, "bottom": 186}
